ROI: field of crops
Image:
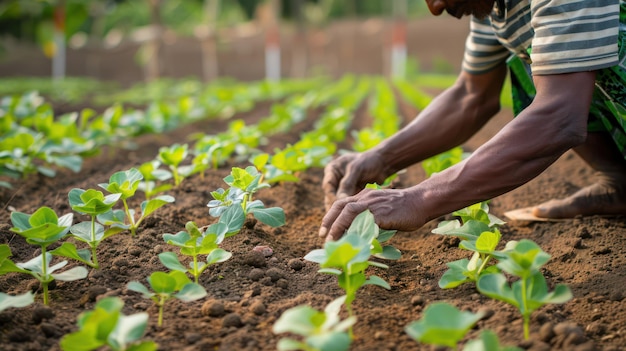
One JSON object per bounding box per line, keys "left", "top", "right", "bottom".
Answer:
{"left": 1, "top": 17, "right": 625, "bottom": 351}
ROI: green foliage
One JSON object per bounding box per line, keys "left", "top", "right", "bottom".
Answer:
{"left": 0, "top": 291, "right": 35, "bottom": 312}
{"left": 97, "top": 168, "right": 175, "bottom": 236}
{"left": 207, "top": 166, "right": 285, "bottom": 228}
{"left": 463, "top": 330, "right": 523, "bottom": 351}
{"left": 304, "top": 211, "right": 398, "bottom": 323}
{"left": 477, "top": 240, "right": 572, "bottom": 340}
{"left": 158, "top": 221, "right": 233, "bottom": 284}
{"left": 422, "top": 146, "right": 467, "bottom": 178}
{"left": 127, "top": 271, "right": 207, "bottom": 327}
{"left": 158, "top": 144, "right": 193, "bottom": 186}
{"left": 405, "top": 302, "right": 484, "bottom": 348}
{"left": 273, "top": 295, "right": 356, "bottom": 351}
{"left": 60, "top": 297, "right": 157, "bottom": 351}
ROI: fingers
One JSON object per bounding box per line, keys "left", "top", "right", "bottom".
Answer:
{"left": 319, "top": 197, "right": 368, "bottom": 241}
{"left": 322, "top": 163, "right": 341, "bottom": 211}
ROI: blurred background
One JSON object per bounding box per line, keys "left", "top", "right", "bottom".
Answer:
{"left": 0, "top": 0, "right": 470, "bottom": 87}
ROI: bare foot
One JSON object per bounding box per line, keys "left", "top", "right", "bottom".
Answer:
{"left": 532, "top": 175, "right": 626, "bottom": 218}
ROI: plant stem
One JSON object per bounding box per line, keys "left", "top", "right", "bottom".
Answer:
{"left": 41, "top": 246, "right": 49, "bottom": 305}
{"left": 122, "top": 199, "right": 137, "bottom": 236}
{"left": 90, "top": 216, "right": 99, "bottom": 269}
{"left": 476, "top": 254, "right": 491, "bottom": 276}
{"left": 521, "top": 277, "right": 530, "bottom": 339}
{"left": 193, "top": 255, "right": 199, "bottom": 284}
{"left": 158, "top": 296, "right": 165, "bottom": 327}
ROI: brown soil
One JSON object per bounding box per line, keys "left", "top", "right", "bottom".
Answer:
{"left": 1, "top": 17, "right": 625, "bottom": 351}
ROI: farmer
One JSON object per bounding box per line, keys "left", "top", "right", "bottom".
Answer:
{"left": 319, "top": 0, "right": 626, "bottom": 242}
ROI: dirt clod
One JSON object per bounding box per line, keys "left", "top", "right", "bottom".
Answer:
{"left": 250, "top": 300, "right": 266, "bottom": 315}
{"left": 222, "top": 313, "right": 243, "bottom": 328}
{"left": 202, "top": 300, "right": 226, "bottom": 318}
{"left": 244, "top": 250, "right": 267, "bottom": 268}
{"left": 248, "top": 268, "right": 265, "bottom": 281}
{"left": 287, "top": 258, "right": 305, "bottom": 271}
{"left": 31, "top": 305, "right": 54, "bottom": 324}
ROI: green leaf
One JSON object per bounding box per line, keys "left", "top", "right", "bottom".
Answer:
{"left": 405, "top": 302, "right": 485, "bottom": 348}
{"left": 127, "top": 281, "right": 154, "bottom": 298}
{"left": 438, "top": 259, "right": 472, "bottom": 289}
{"left": 374, "top": 245, "right": 401, "bottom": 260}
{"left": 273, "top": 305, "right": 320, "bottom": 336}
{"left": 140, "top": 195, "right": 175, "bottom": 218}
{"left": 220, "top": 205, "right": 245, "bottom": 236}
{"left": 108, "top": 313, "right": 150, "bottom": 351}
{"left": 50, "top": 242, "right": 93, "bottom": 266}
{"left": 125, "top": 342, "right": 158, "bottom": 351}
{"left": 307, "top": 332, "right": 352, "bottom": 351}
{"left": 250, "top": 207, "right": 285, "bottom": 227}
{"left": 475, "top": 230, "right": 501, "bottom": 253}
{"left": 0, "top": 291, "right": 34, "bottom": 312}
{"left": 158, "top": 252, "right": 187, "bottom": 272}
{"left": 100, "top": 168, "right": 143, "bottom": 199}
{"left": 276, "top": 338, "right": 308, "bottom": 351}
{"left": 432, "top": 220, "right": 490, "bottom": 240}
{"left": 148, "top": 272, "right": 177, "bottom": 294}
{"left": 497, "top": 239, "right": 551, "bottom": 278}
{"left": 52, "top": 266, "right": 89, "bottom": 282}
{"left": 206, "top": 249, "right": 232, "bottom": 265}
{"left": 163, "top": 231, "right": 191, "bottom": 247}
{"left": 476, "top": 273, "right": 519, "bottom": 308}
{"left": 345, "top": 210, "right": 378, "bottom": 243}
{"left": 174, "top": 283, "right": 207, "bottom": 302}
{"left": 463, "top": 330, "right": 523, "bottom": 351}
{"left": 70, "top": 221, "right": 105, "bottom": 243}
{"left": 364, "top": 275, "right": 391, "bottom": 289}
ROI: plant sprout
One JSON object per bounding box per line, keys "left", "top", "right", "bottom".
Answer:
{"left": 68, "top": 188, "right": 122, "bottom": 268}
{"left": 477, "top": 240, "right": 572, "bottom": 340}
{"left": 158, "top": 221, "right": 234, "bottom": 283}
{"left": 157, "top": 143, "right": 193, "bottom": 186}
{"left": 8, "top": 208, "right": 88, "bottom": 304}
{"left": 405, "top": 302, "right": 484, "bottom": 350}
{"left": 98, "top": 168, "right": 175, "bottom": 236}
{"left": 60, "top": 297, "right": 157, "bottom": 351}
{"left": 273, "top": 295, "right": 356, "bottom": 351}
{"left": 127, "top": 270, "right": 207, "bottom": 327}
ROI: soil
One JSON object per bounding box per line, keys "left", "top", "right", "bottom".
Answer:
{"left": 1, "top": 17, "right": 626, "bottom": 351}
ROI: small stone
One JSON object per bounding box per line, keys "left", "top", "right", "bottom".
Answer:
{"left": 554, "top": 322, "right": 583, "bottom": 336}
{"left": 287, "top": 258, "right": 305, "bottom": 271}
{"left": 222, "top": 313, "right": 243, "bottom": 328}
{"left": 253, "top": 245, "right": 273, "bottom": 257}
{"left": 374, "top": 331, "right": 386, "bottom": 340}
{"left": 410, "top": 295, "right": 424, "bottom": 306}
{"left": 250, "top": 301, "right": 266, "bottom": 315}
{"left": 244, "top": 250, "right": 267, "bottom": 268}
{"left": 248, "top": 268, "right": 265, "bottom": 281}
{"left": 202, "top": 300, "right": 225, "bottom": 318}
{"left": 185, "top": 333, "right": 202, "bottom": 344}
{"left": 585, "top": 321, "right": 607, "bottom": 336}
{"left": 266, "top": 268, "right": 284, "bottom": 282}
{"left": 32, "top": 305, "right": 55, "bottom": 324}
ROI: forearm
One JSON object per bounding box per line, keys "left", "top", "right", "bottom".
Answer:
{"left": 410, "top": 71, "right": 596, "bottom": 223}
{"left": 372, "top": 64, "right": 507, "bottom": 175}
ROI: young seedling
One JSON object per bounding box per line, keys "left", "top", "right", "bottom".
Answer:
{"left": 158, "top": 220, "right": 235, "bottom": 283}
{"left": 422, "top": 146, "right": 466, "bottom": 177}
{"left": 98, "top": 168, "right": 175, "bottom": 236}
{"left": 136, "top": 160, "right": 173, "bottom": 200}
{"left": 157, "top": 143, "right": 193, "bottom": 186}
{"left": 437, "top": 229, "right": 516, "bottom": 289}
{"left": 207, "top": 166, "right": 285, "bottom": 228}
{"left": 304, "top": 211, "right": 397, "bottom": 323}
{"left": 405, "top": 302, "right": 484, "bottom": 350}
{"left": 67, "top": 188, "right": 122, "bottom": 268}
{"left": 477, "top": 239, "right": 572, "bottom": 340}
{"left": 273, "top": 295, "right": 356, "bottom": 351}
{"left": 127, "top": 270, "right": 207, "bottom": 327}
{"left": 8, "top": 208, "right": 88, "bottom": 304}
{"left": 60, "top": 296, "right": 157, "bottom": 351}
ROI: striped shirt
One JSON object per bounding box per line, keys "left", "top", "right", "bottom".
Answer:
{"left": 463, "top": 0, "right": 621, "bottom": 76}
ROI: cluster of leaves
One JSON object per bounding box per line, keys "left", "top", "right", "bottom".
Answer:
{"left": 208, "top": 166, "right": 286, "bottom": 228}
{"left": 405, "top": 302, "right": 522, "bottom": 351}
{"left": 3, "top": 208, "right": 88, "bottom": 305}
{"left": 273, "top": 295, "right": 356, "bottom": 351}
{"left": 289, "top": 210, "right": 400, "bottom": 349}
{"left": 60, "top": 297, "right": 157, "bottom": 351}
{"left": 431, "top": 204, "right": 572, "bottom": 340}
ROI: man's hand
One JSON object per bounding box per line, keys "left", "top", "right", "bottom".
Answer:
{"left": 322, "top": 152, "right": 390, "bottom": 210}
{"left": 319, "top": 187, "right": 425, "bottom": 242}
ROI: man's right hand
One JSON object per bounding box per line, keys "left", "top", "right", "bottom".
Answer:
{"left": 322, "top": 151, "right": 390, "bottom": 210}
